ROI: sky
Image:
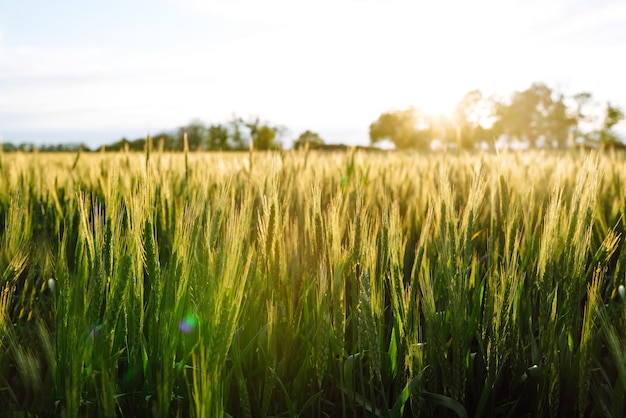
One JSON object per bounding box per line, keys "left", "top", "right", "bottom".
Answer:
{"left": 1, "top": 0, "right": 626, "bottom": 148}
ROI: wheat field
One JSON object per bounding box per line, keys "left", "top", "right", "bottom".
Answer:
{"left": 1, "top": 148, "right": 625, "bottom": 417}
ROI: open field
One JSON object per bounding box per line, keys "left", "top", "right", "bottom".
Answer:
{"left": 1, "top": 149, "right": 626, "bottom": 417}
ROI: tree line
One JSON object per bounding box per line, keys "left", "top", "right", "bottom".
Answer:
{"left": 1, "top": 116, "right": 328, "bottom": 153}
{"left": 2, "top": 82, "right": 624, "bottom": 152}
{"left": 370, "top": 82, "right": 625, "bottom": 150}
{"left": 104, "top": 116, "right": 286, "bottom": 152}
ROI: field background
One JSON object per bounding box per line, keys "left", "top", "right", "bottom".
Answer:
{"left": 1, "top": 149, "right": 625, "bottom": 417}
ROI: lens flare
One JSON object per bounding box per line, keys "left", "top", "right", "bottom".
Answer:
{"left": 179, "top": 313, "right": 198, "bottom": 333}
{"left": 47, "top": 278, "right": 56, "bottom": 293}
{"left": 89, "top": 324, "right": 103, "bottom": 340}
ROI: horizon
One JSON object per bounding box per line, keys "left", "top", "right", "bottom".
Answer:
{"left": 0, "top": 125, "right": 370, "bottom": 148}
{"left": 2, "top": 0, "right": 626, "bottom": 148}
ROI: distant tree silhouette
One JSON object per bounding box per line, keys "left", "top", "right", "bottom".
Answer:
{"left": 492, "top": 83, "right": 555, "bottom": 147}
{"left": 13, "top": 82, "right": 623, "bottom": 153}
{"left": 485, "top": 83, "right": 609, "bottom": 148}
{"left": 39, "top": 143, "right": 89, "bottom": 152}
{"left": 242, "top": 117, "right": 283, "bottom": 150}
{"left": 228, "top": 117, "right": 248, "bottom": 150}
{"left": 596, "top": 102, "right": 625, "bottom": 148}
{"left": 453, "top": 89, "right": 491, "bottom": 149}
{"left": 293, "top": 130, "right": 325, "bottom": 149}
{"left": 2, "top": 142, "right": 17, "bottom": 152}
{"left": 156, "top": 133, "right": 178, "bottom": 150}
{"left": 369, "top": 108, "right": 431, "bottom": 150}
{"left": 128, "top": 138, "right": 146, "bottom": 151}
{"left": 182, "top": 120, "right": 206, "bottom": 150}
{"left": 207, "top": 124, "right": 230, "bottom": 150}
{"left": 545, "top": 94, "right": 577, "bottom": 148}
{"left": 104, "top": 137, "right": 130, "bottom": 151}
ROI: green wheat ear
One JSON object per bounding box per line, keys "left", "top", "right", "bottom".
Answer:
{"left": 146, "top": 130, "right": 152, "bottom": 170}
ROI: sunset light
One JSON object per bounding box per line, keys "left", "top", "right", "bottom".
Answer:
{"left": 3, "top": 1, "right": 626, "bottom": 416}
{"left": 1, "top": 0, "right": 625, "bottom": 146}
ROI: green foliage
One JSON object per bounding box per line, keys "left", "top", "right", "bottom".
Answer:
{"left": 495, "top": 82, "right": 554, "bottom": 147}
{"left": 453, "top": 89, "right": 491, "bottom": 149}
{"left": 370, "top": 83, "right": 624, "bottom": 150}
{"left": 207, "top": 124, "right": 230, "bottom": 151}
{"left": 602, "top": 102, "right": 625, "bottom": 131}
{"left": 369, "top": 108, "right": 431, "bottom": 149}
{"left": 250, "top": 123, "right": 280, "bottom": 151}
{"left": 597, "top": 103, "right": 626, "bottom": 148}
{"left": 293, "top": 130, "right": 325, "bottom": 150}
{"left": 95, "top": 116, "right": 284, "bottom": 153}
{"left": 1, "top": 150, "right": 626, "bottom": 417}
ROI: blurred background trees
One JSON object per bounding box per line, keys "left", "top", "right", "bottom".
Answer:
{"left": 369, "top": 108, "right": 432, "bottom": 150}
{"left": 292, "top": 130, "right": 325, "bottom": 149}
{"left": 2, "top": 82, "right": 623, "bottom": 152}
{"left": 97, "top": 116, "right": 285, "bottom": 152}
{"left": 453, "top": 89, "right": 491, "bottom": 150}
{"left": 244, "top": 117, "right": 283, "bottom": 150}
{"left": 595, "top": 103, "right": 625, "bottom": 148}
{"left": 369, "top": 82, "right": 625, "bottom": 150}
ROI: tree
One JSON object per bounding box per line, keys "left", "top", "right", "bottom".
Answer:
{"left": 228, "top": 117, "right": 248, "bottom": 150}
{"left": 2, "top": 142, "right": 17, "bottom": 152}
{"left": 103, "top": 137, "right": 130, "bottom": 152}
{"left": 545, "top": 94, "right": 577, "bottom": 148}
{"left": 207, "top": 124, "right": 230, "bottom": 150}
{"left": 128, "top": 137, "right": 146, "bottom": 151}
{"left": 603, "top": 102, "right": 624, "bottom": 131}
{"left": 180, "top": 120, "right": 206, "bottom": 151}
{"left": 503, "top": 83, "right": 554, "bottom": 147}
{"left": 597, "top": 102, "right": 625, "bottom": 148}
{"left": 244, "top": 117, "right": 282, "bottom": 150}
{"left": 253, "top": 124, "right": 281, "bottom": 150}
{"left": 155, "top": 133, "right": 178, "bottom": 151}
{"left": 293, "top": 130, "right": 325, "bottom": 149}
{"left": 490, "top": 83, "right": 587, "bottom": 148}
{"left": 428, "top": 114, "right": 457, "bottom": 149}
{"left": 453, "top": 89, "right": 491, "bottom": 149}
{"left": 573, "top": 92, "right": 593, "bottom": 122}
{"left": 369, "top": 108, "right": 432, "bottom": 150}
